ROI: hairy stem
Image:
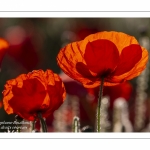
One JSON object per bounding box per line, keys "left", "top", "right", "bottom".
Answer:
{"left": 96, "top": 77, "right": 104, "bottom": 132}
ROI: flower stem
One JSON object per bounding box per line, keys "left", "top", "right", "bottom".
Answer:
{"left": 72, "top": 116, "right": 80, "bottom": 132}
{"left": 38, "top": 112, "right": 48, "bottom": 132}
{"left": 96, "top": 77, "right": 104, "bottom": 132}
{"left": 30, "top": 120, "right": 36, "bottom": 131}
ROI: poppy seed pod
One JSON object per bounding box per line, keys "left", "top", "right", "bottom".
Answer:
{"left": 2, "top": 69, "right": 66, "bottom": 121}
{"left": 57, "top": 31, "right": 148, "bottom": 88}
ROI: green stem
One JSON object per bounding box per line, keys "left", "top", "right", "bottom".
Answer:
{"left": 31, "top": 120, "right": 36, "bottom": 131}
{"left": 96, "top": 77, "right": 104, "bottom": 132}
{"left": 72, "top": 116, "right": 80, "bottom": 132}
{"left": 38, "top": 112, "right": 48, "bottom": 132}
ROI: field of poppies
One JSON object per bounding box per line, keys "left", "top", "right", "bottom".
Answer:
{"left": 0, "top": 18, "right": 149, "bottom": 132}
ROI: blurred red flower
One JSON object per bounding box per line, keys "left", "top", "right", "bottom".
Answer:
{"left": 2, "top": 69, "right": 66, "bottom": 121}
{"left": 5, "top": 26, "right": 39, "bottom": 71}
{"left": 59, "top": 71, "right": 87, "bottom": 97}
{"left": 75, "top": 25, "right": 99, "bottom": 41}
{"left": 57, "top": 31, "right": 148, "bottom": 88}
{"left": 0, "top": 38, "right": 9, "bottom": 68}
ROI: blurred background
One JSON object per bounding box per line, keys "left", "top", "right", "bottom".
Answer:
{"left": 0, "top": 18, "right": 150, "bottom": 132}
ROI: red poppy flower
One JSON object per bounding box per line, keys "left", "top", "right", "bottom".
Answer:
{"left": 57, "top": 31, "right": 148, "bottom": 88}
{"left": 2, "top": 69, "right": 66, "bottom": 121}
{"left": 0, "top": 38, "right": 9, "bottom": 68}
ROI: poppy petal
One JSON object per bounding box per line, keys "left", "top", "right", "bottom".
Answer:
{"left": 57, "top": 41, "right": 96, "bottom": 86}
{"left": 8, "top": 79, "right": 47, "bottom": 120}
{"left": 76, "top": 62, "right": 94, "bottom": 78}
{"left": 44, "top": 81, "right": 65, "bottom": 117}
{"left": 113, "top": 44, "right": 142, "bottom": 76}
{"left": 81, "top": 31, "right": 139, "bottom": 53}
{"left": 108, "top": 47, "right": 148, "bottom": 83}
{"left": 84, "top": 39, "right": 120, "bottom": 76}
{"left": 124, "top": 46, "right": 148, "bottom": 80}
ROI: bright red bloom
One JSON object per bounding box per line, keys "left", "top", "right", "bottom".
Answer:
{"left": 0, "top": 38, "right": 9, "bottom": 68}
{"left": 57, "top": 31, "right": 148, "bottom": 88}
{"left": 2, "top": 69, "right": 66, "bottom": 121}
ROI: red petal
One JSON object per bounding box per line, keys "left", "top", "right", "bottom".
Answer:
{"left": 8, "top": 78, "right": 47, "bottom": 120}
{"left": 113, "top": 44, "right": 142, "bottom": 76}
{"left": 84, "top": 39, "right": 120, "bottom": 77}
{"left": 76, "top": 62, "right": 94, "bottom": 78}
{"left": 45, "top": 81, "right": 65, "bottom": 117}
